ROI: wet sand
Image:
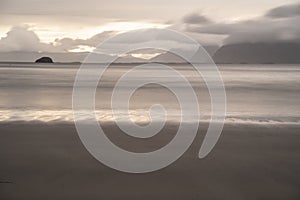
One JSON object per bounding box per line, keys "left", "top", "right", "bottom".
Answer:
{"left": 1, "top": 122, "right": 300, "bottom": 200}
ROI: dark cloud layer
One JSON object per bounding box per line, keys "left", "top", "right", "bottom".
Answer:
{"left": 265, "top": 3, "right": 300, "bottom": 18}
{"left": 183, "top": 13, "right": 211, "bottom": 24}
{"left": 184, "top": 3, "right": 300, "bottom": 44}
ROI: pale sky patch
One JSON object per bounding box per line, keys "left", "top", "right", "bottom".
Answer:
{"left": 131, "top": 53, "right": 161, "bottom": 60}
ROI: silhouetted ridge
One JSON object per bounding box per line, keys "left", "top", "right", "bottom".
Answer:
{"left": 213, "top": 43, "right": 300, "bottom": 64}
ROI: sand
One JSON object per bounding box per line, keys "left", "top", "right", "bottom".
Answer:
{"left": 1, "top": 122, "right": 300, "bottom": 200}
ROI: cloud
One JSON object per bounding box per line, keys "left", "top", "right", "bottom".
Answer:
{"left": 90, "top": 28, "right": 201, "bottom": 57}
{"left": 0, "top": 27, "right": 198, "bottom": 54}
{"left": 54, "top": 31, "right": 116, "bottom": 51}
{"left": 0, "top": 0, "right": 202, "bottom": 26}
{"left": 1, "top": 2, "right": 300, "bottom": 52}
{"left": 224, "top": 17, "right": 300, "bottom": 44}
{"left": 184, "top": 3, "right": 300, "bottom": 45}
{"left": 265, "top": 3, "right": 300, "bottom": 18}
{"left": 0, "top": 26, "right": 57, "bottom": 52}
{"left": 182, "top": 13, "right": 211, "bottom": 24}
{"left": 0, "top": 26, "right": 115, "bottom": 52}
{"left": 186, "top": 22, "right": 236, "bottom": 35}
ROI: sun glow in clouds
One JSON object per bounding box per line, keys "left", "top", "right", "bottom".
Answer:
{"left": 29, "top": 21, "right": 169, "bottom": 53}
{"left": 27, "top": 22, "right": 169, "bottom": 44}
{"left": 69, "top": 45, "right": 96, "bottom": 53}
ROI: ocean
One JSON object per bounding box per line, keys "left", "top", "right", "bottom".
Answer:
{"left": 0, "top": 63, "right": 299, "bottom": 125}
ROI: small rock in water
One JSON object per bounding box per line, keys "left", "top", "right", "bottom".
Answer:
{"left": 35, "top": 57, "right": 53, "bottom": 63}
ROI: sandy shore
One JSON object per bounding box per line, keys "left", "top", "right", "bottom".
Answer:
{"left": 0, "top": 122, "right": 300, "bottom": 200}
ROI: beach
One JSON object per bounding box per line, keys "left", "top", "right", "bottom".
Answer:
{"left": 1, "top": 122, "right": 300, "bottom": 200}
{"left": 1, "top": 1, "right": 300, "bottom": 199}
{"left": 0, "top": 63, "right": 299, "bottom": 199}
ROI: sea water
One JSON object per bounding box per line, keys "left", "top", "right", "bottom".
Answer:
{"left": 0, "top": 63, "right": 299, "bottom": 125}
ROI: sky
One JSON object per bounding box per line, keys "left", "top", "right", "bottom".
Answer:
{"left": 0, "top": 0, "right": 299, "bottom": 54}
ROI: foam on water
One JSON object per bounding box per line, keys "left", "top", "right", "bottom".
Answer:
{"left": 0, "top": 109, "right": 299, "bottom": 125}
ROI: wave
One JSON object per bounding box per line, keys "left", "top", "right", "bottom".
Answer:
{"left": 0, "top": 109, "right": 299, "bottom": 125}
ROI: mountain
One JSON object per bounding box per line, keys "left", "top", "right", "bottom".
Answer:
{"left": 150, "top": 46, "right": 219, "bottom": 63}
{"left": 151, "top": 51, "right": 186, "bottom": 63}
{"left": 0, "top": 52, "right": 90, "bottom": 63}
{"left": 0, "top": 51, "right": 145, "bottom": 63}
{"left": 115, "top": 55, "right": 147, "bottom": 63}
{"left": 213, "top": 43, "right": 300, "bottom": 64}
{"left": 2, "top": 43, "right": 300, "bottom": 64}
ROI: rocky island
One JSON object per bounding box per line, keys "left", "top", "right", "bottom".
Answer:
{"left": 35, "top": 57, "right": 53, "bottom": 63}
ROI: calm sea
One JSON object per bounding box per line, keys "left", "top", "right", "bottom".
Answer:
{"left": 0, "top": 63, "right": 299, "bottom": 125}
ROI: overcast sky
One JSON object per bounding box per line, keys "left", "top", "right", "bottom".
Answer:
{"left": 0, "top": 0, "right": 299, "bottom": 53}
